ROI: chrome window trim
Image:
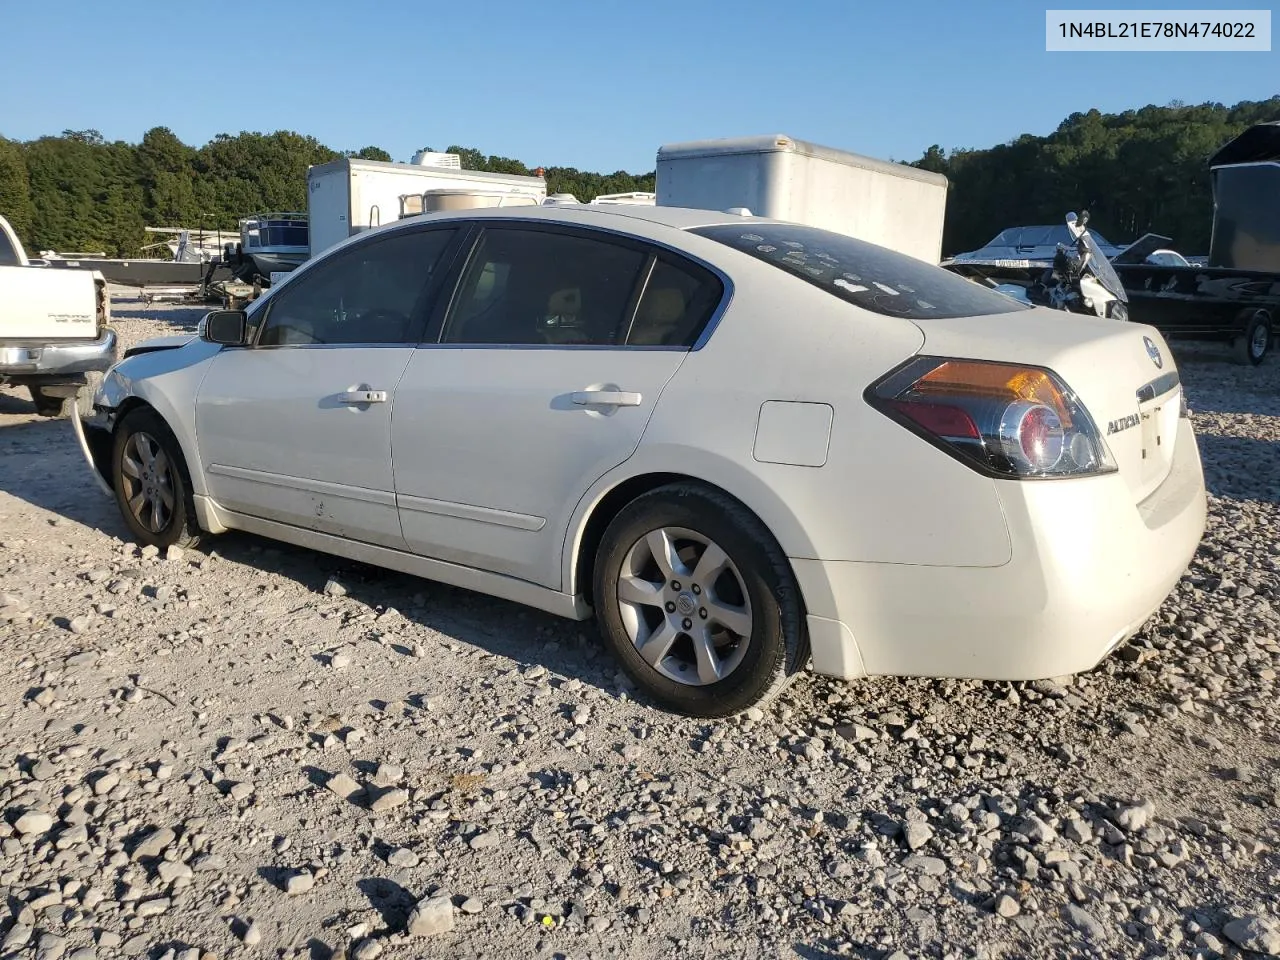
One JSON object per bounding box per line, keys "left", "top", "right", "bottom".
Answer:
{"left": 412, "top": 342, "right": 693, "bottom": 352}
{"left": 241, "top": 342, "right": 420, "bottom": 351}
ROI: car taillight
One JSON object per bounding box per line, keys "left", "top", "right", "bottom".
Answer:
{"left": 868, "top": 356, "right": 1116, "bottom": 479}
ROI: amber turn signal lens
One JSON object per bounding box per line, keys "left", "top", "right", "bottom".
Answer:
{"left": 908, "top": 361, "right": 1074, "bottom": 429}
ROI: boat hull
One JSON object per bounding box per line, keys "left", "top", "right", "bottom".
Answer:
{"left": 43, "top": 258, "right": 233, "bottom": 287}
{"left": 246, "top": 252, "right": 307, "bottom": 277}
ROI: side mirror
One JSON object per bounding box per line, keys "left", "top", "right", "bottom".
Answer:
{"left": 201, "top": 310, "right": 249, "bottom": 346}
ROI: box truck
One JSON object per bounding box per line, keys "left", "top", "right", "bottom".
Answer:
{"left": 655, "top": 134, "right": 949, "bottom": 263}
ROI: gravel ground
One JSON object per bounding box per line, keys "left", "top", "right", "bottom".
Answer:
{"left": 1, "top": 292, "right": 1278, "bottom": 960}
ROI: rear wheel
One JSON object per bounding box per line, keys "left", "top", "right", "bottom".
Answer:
{"left": 28, "top": 385, "right": 65, "bottom": 417}
{"left": 111, "top": 407, "right": 203, "bottom": 550}
{"left": 592, "top": 482, "right": 808, "bottom": 717}
{"left": 70, "top": 371, "right": 104, "bottom": 418}
{"left": 1233, "top": 309, "right": 1271, "bottom": 366}
{"left": 27, "top": 372, "right": 102, "bottom": 418}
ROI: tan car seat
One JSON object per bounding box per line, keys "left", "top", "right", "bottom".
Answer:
{"left": 630, "top": 288, "right": 687, "bottom": 345}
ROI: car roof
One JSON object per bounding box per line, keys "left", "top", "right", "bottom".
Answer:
{"left": 388, "top": 203, "right": 772, "bottom": 234}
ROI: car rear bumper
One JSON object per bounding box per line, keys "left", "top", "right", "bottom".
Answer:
{"left": 0, "top": 328, "right": 118, "bottom": 379}
{"left": 794, "top": 417, "right": 1207, "bottom": 681}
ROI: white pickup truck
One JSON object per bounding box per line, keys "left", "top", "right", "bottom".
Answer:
{"left": 0, "top": 214, "right": 117, "bottom": 416}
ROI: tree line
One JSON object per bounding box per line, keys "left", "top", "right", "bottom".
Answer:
{"left": 0, "top": 128, "right": 656, "bottom": 258}
{"left": 2, "top": 97, "right": 1277, "bottom": 259}
{"left": 908, "top": 96, "right": 1280, "bottom": 257}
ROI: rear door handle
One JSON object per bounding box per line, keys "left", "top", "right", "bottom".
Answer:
{"left": 572, "top": 390, "right": 643, "bottom": 407}
{"left": 339, "top": 389, "right": 388, "bottom": 404}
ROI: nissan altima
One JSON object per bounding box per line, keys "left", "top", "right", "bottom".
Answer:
{"left": 74, "top": 204, "right": 1207, "bottom": 716}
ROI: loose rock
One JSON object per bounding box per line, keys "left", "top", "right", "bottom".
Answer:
{"left": 406, "top": 895, "right": 454, "bottom": 936}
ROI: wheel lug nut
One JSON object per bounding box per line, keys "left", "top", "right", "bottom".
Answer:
{"left": 699, "top": 608, "right": 708, "bottom": 619}
{"left": 664, "top": 602, "right": 676, "bottom": 613}
{"left": 682, "top": 618, "right": 692, "bottom": 630}
{"left": 692, "top": 584, "right": 701, "bottom": 595}
{"left": 671, "top": 581, "right": 681, "bottom": 591}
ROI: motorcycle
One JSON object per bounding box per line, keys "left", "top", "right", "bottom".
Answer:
{"left": 1026, "top": 210, "right": 1130, "bottom": 321}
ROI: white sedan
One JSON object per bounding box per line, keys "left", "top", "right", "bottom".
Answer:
{"left": 74, "top": 205, "right": 1207, "bottom": 716}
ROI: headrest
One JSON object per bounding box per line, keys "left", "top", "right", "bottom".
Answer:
{"left": 547, "top": 287, "right": 581, "bottom": 315}
{"left": 638, "top": 287, "right": 685, "bottom": 324}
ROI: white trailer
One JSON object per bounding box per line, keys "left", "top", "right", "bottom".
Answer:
{"left": 655, "top": 134, "right": 949, "bottom": 263}
{"left": 306, "top": 155, "right": 547, "bottom": 258}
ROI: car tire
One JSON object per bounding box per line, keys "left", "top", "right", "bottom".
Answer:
{"left": 28, "top": 385, "right": 65, "bottom": 417}
{"left": 111, "top": 407, "right": 203, "bottom": 550}
{"left": 592, "top": 482, "right": 809, "bottom": 717}
{"left": 27, "top": 373, "right": 103, "bottom": 419}
{"left": 1233, "top": 309, "right": 1271, "bottom": 366}
{"left": 69, "top": 371, "right": 104, "bottom": 419}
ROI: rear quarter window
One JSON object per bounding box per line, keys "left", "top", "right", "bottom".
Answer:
{"left": 692, "top": 223, "right": 1029, "bottom": 320}
{"left": 0, "top": 230, "right": 20, "bottom": 266}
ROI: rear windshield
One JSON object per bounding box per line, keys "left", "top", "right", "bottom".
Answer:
{"left": 691, "top": 223, "right": 1030, "bottom": 319}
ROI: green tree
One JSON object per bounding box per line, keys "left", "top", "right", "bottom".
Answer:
{"left": 350, "top": 145, "right": 392, "bottom": 162}
{"left": 137, "top": 126, "right": 201, "bottom": 227}
{"left": 24, "top": 132, "right": 143, "bottom": 256}
{"left": 0, "top": 135, "right": 34, "bottom": 245}
{"left": 913, "top": 95, "right": 1280, "bottom": 256}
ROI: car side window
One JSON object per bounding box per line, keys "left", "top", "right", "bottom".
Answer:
{"left": 441, "top": 228, "right": 647, "bottom": 346}
{"left": 627, "top": 256, "right": 724, "bottom": 347}
{"left": 0, "top": 230, "right": 19, "bottom": 266}
{"left": 257, "top": 229, "right": 455, "bottom": 346}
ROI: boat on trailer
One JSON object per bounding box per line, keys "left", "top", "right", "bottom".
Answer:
{"left": 234, "top": 213, "right": 309, "bottom": 280}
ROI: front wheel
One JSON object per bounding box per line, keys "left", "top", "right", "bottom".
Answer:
{"left": 111, "top": 407, "right": 203, "bottom": 550}
{"left": 592, "top": 483, "right": 808, "bottom": 717}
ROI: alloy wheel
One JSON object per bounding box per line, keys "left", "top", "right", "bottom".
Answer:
{"left": 119, "top": 431, "right": 175, "bottom": 534}
{"left": 616, "top": 526, "right": 753, "bottom": 686}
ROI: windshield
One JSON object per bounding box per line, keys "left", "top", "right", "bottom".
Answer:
{"left": 988, "top": 224, "right": 1113, "bottom": 249}
{"left": 692, "top": 223, "right": 1030, "bottom": 319}
{"left": 1079, "top": 230, "right": 1128, "bottom": 303}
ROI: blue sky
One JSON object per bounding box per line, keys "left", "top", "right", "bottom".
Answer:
{"left": 0, "top": 0, "right": 1275, "bottom": 172}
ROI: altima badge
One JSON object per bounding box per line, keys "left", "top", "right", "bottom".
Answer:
{"left": 1143, "top": 336, "right": 1163, "bottom": 369}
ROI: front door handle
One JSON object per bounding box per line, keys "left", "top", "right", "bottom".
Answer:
{"left": 572, "top": 389, "right": 642, "bottom": 407}
{"left": 339, "top": 389, "right": 388, "bottom": 404}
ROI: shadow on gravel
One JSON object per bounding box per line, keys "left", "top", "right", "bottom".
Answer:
{"left": 149, "top": 942, "right": 201, "bottom": 960}
{"left": 1195, "top": 434, "right": 1280, "bottom": 504}
{"left": 792, "top": 942, "right": 879, "bottom": 959}
{"left": 0, "top": 391, "right": 37, "bottom": 416}
{"left": 256, "top": 864, "right": 295, "bottom": 892}
{"left": 0, "top": 415, "right": 133, "bottom": 537}
{"left": 196, "top": 530, "right": 624, "bottom": 701}
{"left": 356, "top": 876, "right": 417, "bottom": 932}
